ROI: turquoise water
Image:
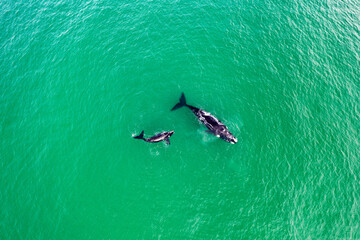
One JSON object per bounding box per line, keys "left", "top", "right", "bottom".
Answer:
{"left": 1, "top": 0, "right": 360, "bottom": 239}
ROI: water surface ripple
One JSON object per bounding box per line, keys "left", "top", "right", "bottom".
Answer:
{"left": 1, "top": 0, "right": 360, "bottom": 239}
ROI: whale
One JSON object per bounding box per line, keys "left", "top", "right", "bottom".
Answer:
{"left": 133, "top": 130, "right": 174, "bottom": 145}
{"left": 171, "top": 93, "right": 237, "bottom": 144}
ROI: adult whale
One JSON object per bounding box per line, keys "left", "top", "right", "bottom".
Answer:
{"left": 171, "top": 93, "right": 237, "bottom": 144}
{"left": 133, "top": 130, "right": 174, "bottom": 145}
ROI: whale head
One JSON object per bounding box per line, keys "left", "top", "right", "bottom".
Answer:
{"left": 216, "top": 126, "right": 237, "bottom": 144}
{"left": 229, "top": 136, "right": 238, "bottom": 144}
{"left": 222, "top": 133, "right": 237, "bottom": 144}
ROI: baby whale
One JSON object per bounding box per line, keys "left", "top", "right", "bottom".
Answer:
{"left": 133, "top": 130, "right": 174, "bottom": 145}
{"left": 171, "top": 93, "right": 237, "bottom": 144}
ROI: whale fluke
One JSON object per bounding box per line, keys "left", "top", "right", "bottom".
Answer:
{"left": 171, "top": 92, "right": 187, "bottom": 111}
{"left": 133, "top": 130, "right": 145, "bottom": 140}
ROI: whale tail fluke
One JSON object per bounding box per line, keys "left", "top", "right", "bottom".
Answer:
{"left": 133, "top": 130, "right": 145, "bottom": 140}
{"left": 171, "top": 93, "right": 187, "bottom": 111}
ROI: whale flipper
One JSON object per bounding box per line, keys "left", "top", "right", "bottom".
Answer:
{"left": 165, "top": 138, "right": 170, "bottom": 145}
{"left": 171, "top": 93, "right": 187, "bottom": 111}
{"left": 205, "top": 130, "right": 216, "bottom": 136}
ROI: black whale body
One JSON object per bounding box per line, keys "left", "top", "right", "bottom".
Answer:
{"left": 133, "top": 130, "right": 174, "bottom": 145}
{"left": 171, "top": 93, "right": 237, "bottom": 144}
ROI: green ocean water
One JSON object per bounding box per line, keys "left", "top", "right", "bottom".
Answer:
{"left": 1, "top": 0, "right": 360, "bottom": 239}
